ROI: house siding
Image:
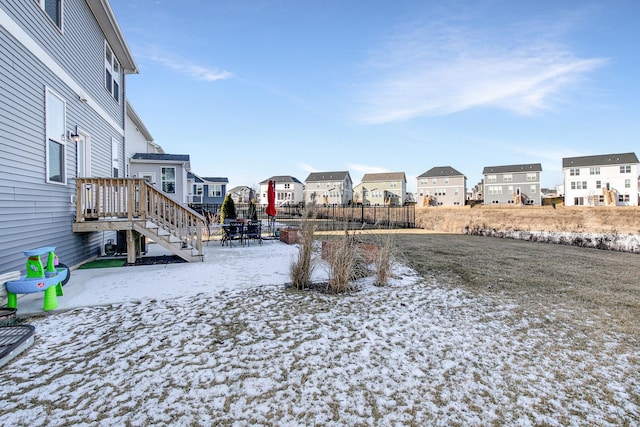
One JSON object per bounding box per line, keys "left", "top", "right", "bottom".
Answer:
{"left": 0, "top": 0, "right": 129, "bottom": 275}
{"left": 483, "top": 171, "right": 542, "bottom": 205}
{"left": 418, "top": 175, "right": 467, "bottom": 206}
{"left": 563, "top": 163, "right": 639, "bottom": 207}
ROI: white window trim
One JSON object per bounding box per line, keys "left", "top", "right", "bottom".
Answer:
{"left": 45, "top": 87, "right": 67, "bottom": 185}
{"left": 104, "top": 42, "right": 120, "bottom": 103}
{"left": 161, "top": 167, "right": 176, "bottom": 194}
{"left": 111, "top": 138, "right": 119, "bottom": 177}
{"left": 35, "top": 0, "right": 64, "bottom": 31}
{"left": 76, "top": 128, "right": 91, "bottom": 178}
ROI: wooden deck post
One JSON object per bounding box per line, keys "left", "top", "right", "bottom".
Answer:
{"left": 126, "top": 229, "right": 136, "bottom": 264}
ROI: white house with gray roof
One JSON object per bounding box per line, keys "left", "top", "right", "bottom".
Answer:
{"left": 259, "top": 176, "right": 304, "bottom": 207}
{"left": 417, "top": 166, "right": 467, "bottom": 206}
{"left": 483, "top": 164, "right": 542, "bottom": 205}
{"left": 562, "top": 152, "right": 639, "bottom": 206}
{"left": 304, "top": 171, "right": 353, "bottom": 205}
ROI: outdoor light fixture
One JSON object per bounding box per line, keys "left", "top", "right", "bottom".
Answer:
{"left": 68, "top": 126, "right": 79, "bottom": 143}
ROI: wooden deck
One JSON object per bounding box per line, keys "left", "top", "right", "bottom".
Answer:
{"left": 72, "top": 178, "right": 205, "bottom": 263}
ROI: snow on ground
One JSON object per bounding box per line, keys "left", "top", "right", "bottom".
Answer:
{"left": 2, "top": 240, "right": 639, "bottom": 425}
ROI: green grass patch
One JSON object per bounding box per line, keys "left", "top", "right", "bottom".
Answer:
{"left": 79, "top": 259, "right": 126, "bottom": 269}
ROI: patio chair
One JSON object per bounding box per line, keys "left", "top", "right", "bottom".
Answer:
{"left": 222, "top": 221, "right": 244, "bottom": 247}
{"left": 244, "top": 220, "right": 262, "bottom": 245}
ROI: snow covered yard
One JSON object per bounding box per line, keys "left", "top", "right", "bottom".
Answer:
{"left": 2, "top": 240, "right": 639, "bottom": 425}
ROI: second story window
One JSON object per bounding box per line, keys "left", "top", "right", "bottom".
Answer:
{"left": 569, "top": 168, "right": 580, "bottom": 176}
{"left": 105, "top": 44, "right": 120, "bottom": 102}
{"left": 208, "top": 185, "right": 222, "bottom": 197}
{"left": 36, "top": 0, "right": 62, "bottom": 28}
{"left": 161, "top": 167, "right": 176, "bottom": 194}
{"left": 503, "top": 174, "right": 513, "bottom": 182}
{"left": 486, "top": 175, "right": 497, "bottom": 183}
{"left": 590, "top": 167, "right": 600, "bottom": 175}
{"left": 526, "top": 173, "right": 537, "bottom": 181}
{"left": 620, "top": 165, "right": 631, "bottom": 174}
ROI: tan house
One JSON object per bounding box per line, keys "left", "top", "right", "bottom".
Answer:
{"left": 354, "top": 172, "right": 407, "bottom": 206}
{"left": 417, "top": 166, "right": 467, "bottom": 206}
{"left": 304, "top": 171, "right": 353, "bottom": 205}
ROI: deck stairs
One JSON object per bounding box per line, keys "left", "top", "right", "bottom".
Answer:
{"left": 73, "top": 178, "right": 205, "bottom": 263}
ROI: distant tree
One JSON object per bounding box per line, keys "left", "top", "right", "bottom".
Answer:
{"left": 220, "top": 194, "right": 237, "bottom": 223}
{"left": 248, "top": 201, "right": 258, "bottom": 221}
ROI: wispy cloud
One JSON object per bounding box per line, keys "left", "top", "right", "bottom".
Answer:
{"left": 141, "top": 51, "right": 232, "bottom": 82}
{"left": 354, "top": 8, "right": 607, "bottom": 124}
{"left": 299, "top": 163, "right": 317, "bottom": 173}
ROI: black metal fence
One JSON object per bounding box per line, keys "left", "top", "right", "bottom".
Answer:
{"left": 191, "top": 203, "right": 415, "bottom": 231}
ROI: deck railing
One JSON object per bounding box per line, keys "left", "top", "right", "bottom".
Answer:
{"left": 75, "top": 178, "right": 205, "bottom": 252}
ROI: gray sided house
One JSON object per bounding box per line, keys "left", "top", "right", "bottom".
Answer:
{"left": 188, "top": 173, "right": 228, "bottom": 206}
{"left": 417, "top": 166, "right": 467, "bottom": 206}
{"left": 130, "top": 154, "right": 191, "bottom": 205}
{"left": 304, "top": 171, "right": 353, "bottom": 205}
{"left": 483, "top": 163, "right": 542, "bottom": 205}
{"left": 0, "top": 0, "right": 138, "bottom": 273}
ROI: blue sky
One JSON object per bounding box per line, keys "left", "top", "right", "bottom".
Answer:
{"left": 111, "top": 0, "right": 640, "bottom": 192}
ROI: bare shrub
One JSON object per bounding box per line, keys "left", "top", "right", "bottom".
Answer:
{"left": 373, "top": 234, "right": 397, "bottom": 286}
{"left": 326, "top": 230, "right": 370, "bottom": 293}
{"left": 289, "top": 222, "right": 316, "bottom": 290}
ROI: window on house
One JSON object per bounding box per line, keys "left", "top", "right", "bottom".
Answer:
{"left": 625, "top": 179, "right": 631, "bottom": 188}
{"left": 590, "top": 167, "right": 600, "bottom": 175}
{"left": 195, "top": 185, "right": 203, "bottom": 196}
{"left": 503, "top": 174, "right": 513, "bottom": 182}
{"left": 444, "top": 177, "right": 449, "bottom": 184}
{"left": 530, "top": 185, "right": 536, "bottom": 193}
{"left": 574, "top": 197, "right": 584, "bottom": 206}
{"left": 105, "top": 44, "right": 120, "bottom": 102}
{"left": 208, "top": 184, "right": 222, "bottom": 198}
{"left": 46, "top": 88, "right": 66, "bottom": 184}
{"left": 432, "top": 179, "right": 437, "bottom": 184}
{"left": 596, "top": 180, "right": 602, "bottom": 189}
{"left": 161, "top": 167, "right": 176, "bottom": 194}
{"left": 284, "top": 183, "right": 291, "bottom": 189}
{"left": 620, "top": 165, "right": 631, "bottom": 174}
{"left": 569, "top": 168, "right": 580, "bottom": 176}
{"left": 486, "top": 175, "right": 497, "bottom": 183}
{"left": 111, "top": 138, "right": 119, "bottom": 177}
{"left": 618, "top": 194, "right": 630, "bottom": 202}
{"left": 36, "top": 0, "right": 62, "bottom": 28}
{"left": 571, "top": 182, "right": 576, "bottom": 190}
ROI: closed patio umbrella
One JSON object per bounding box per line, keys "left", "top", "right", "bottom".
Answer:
{"left": 266, "top": 180, "right": 277, "bottom": 234}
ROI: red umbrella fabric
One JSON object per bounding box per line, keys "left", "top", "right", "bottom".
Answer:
{"left": 266, "top": 180, "right": 277, "bottom": 217}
